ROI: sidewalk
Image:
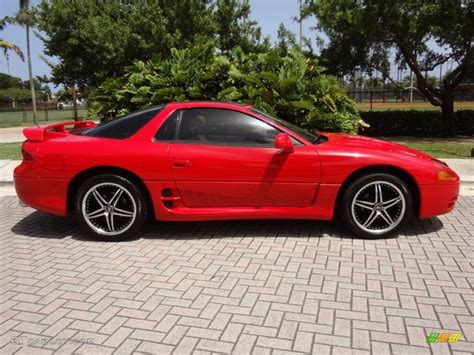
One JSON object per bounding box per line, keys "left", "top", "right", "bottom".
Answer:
{"left": 0, "top": 126, "right": 26, "bottom": 143}
{"left": 0, "top": 160, "right": 18, "bottom": 183}
{"left": 1, "top": 158, "right": 472, "bottom": 196}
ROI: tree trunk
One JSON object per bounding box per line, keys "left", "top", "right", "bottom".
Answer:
{"left": 26, "top": 25, "right": 37, "bottom": 125}
{"left": 440, "top": 93, "right": 456, "bottom": 137}
{"left": 72, "top": 83, "right": 78, "bottom": 121}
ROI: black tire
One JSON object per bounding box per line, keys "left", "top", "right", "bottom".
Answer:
{"left": 340, "top": 173, "right": 412, "bottom": 238}
{"left": 75, "top": 174, "right": 147, "bottom": 241}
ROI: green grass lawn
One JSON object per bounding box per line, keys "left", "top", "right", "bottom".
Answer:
{"left": 0, "top": 142, "right": 22, "bottom": 160}
{"left": 402, "top": 143, "right": 473, "bottom": 159}
{"left": 0, "top": 109, "right": 89, "bottom": 128}
{"left": 0, "top": 141, "right": 471, "bottom": 161}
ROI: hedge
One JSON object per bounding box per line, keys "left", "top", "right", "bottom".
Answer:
{"left": 360, "top": 110, "right": 474, "bottom": 137}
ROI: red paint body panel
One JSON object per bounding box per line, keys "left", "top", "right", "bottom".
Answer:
{"left": 14, "top": 101, "right": 460, "bottom": 223}
{"left": 15, "top": 176, "right": 68, "bottom": 215}
{"left": 169, "top": 143, "right": 320, "bottom": 207}
{"left": 419, "top": 183, "right": 460, "bottom": 218}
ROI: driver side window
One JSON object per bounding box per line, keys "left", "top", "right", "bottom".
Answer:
{"left": 177, "top": 108, "right": 281, "bottom": 146}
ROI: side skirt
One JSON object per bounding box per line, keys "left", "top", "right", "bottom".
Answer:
{"left": 144, "top": 181, "right": 340, "bottom": 222}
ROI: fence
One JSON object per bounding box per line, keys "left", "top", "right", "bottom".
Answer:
{"left": 347, "top": 87, "right": 474, "bottom": 109}
{"left": 0, "top": 103, "right": 90, "bottom": 127}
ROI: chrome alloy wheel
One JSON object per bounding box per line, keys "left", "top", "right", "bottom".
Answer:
{"left": 81, "top": 182, "right": 137, "bottom": 236}
{"left": 351, "top": 181, "right": 405, "bottom": 235}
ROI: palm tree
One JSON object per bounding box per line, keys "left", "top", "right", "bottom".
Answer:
{"left": 0, "top": 39, "right": 25, "bottom": 61}
{"left": 15, "top": 0, "right": 37, "bottom": 124}
{"left": 0, "top": 21, "right": 25, "bottom": 74}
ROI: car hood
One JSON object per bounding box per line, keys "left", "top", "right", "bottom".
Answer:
{"left": 321, "top": 132, "right": 434, "bottom": 161}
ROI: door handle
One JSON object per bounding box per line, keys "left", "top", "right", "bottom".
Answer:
{"left": 172, "top": 160, "right": 192, "bottom": 168}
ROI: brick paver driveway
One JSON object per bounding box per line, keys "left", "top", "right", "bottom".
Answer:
{"left": 0, "top": 196, "right": 473, "bottom": 354}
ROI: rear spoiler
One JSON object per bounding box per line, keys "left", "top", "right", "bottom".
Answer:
{"left": 23, "top": 121, "right": 97, "bottom": 142}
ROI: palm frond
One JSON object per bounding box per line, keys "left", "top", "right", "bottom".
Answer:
{"left": 0, "top": 40, "right": 25, "bottom": 61}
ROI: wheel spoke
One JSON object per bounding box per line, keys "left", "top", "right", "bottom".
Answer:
{"left": 87, "top": 207, "right": 105, "bottom": 219}
{"left": 355, "top": 201, "right": 374, "bottom": 210}
{"left": 383, "top": 197, "right": 401, "bottom": 209}
{"left": 106, "top": 213, "right": 115, "bottom": 232}
{"left": 375, "top": 183, "right": 383, "bottom": 203}
{"left": 92, "top": 189, "right": 107, "bottom": 207}
{"left": 113, "top": 207, "right": 134, "bottom": 218}
{"left": 355, "top": 199, "right": 375, "bottom": 206}
{"left": 380, "top": 210, "right": 394, "bottom": 225}
{"left": 109, "top": 188, "right": 124, "bottom": 207}
{"left": 363, "top": 210, "right": 378, "bottom": 227}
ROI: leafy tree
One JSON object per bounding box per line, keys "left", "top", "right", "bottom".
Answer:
{"left": 0, "top": 73, "right": 22, "bottom": 89}
{"left": 461, "top": 68, "right": 474, "bottom": 83}
{"left": 276, "top": 23, "right": 298, "bottom": 53}
{"left": 214, "top": 0, "right": 270, "bottom": 53}
{"left": 0, "top": 73, "right": 50, "bottom": 103}
{"left": 0, "top": 87, "right": 31, "bottom": 104}
{"left": 35, "top": 0, "right": 268, "bottom": 89}
{"left": 303, "top": 0, "right": 474, "bottom": 136}
{"left": 36, "top": 74, "right": 51, "bottom": 101}
{"left": 90, "top": 45, "right": 363, "bottom": 133}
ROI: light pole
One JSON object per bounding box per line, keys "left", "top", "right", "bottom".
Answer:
{"left": 299, "top": 0, "right": 303, "bottom": 48}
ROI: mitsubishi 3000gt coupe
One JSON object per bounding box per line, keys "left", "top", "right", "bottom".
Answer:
{"left": 14, "top": 102, "right": 460, "bottom": 240}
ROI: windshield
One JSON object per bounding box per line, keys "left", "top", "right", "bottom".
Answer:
{"left": 251, "top": 108, "right": 318, "bottom": 143}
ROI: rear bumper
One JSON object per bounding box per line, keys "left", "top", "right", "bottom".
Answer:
{"left": 419, "top": 183, "right": 460, "bottom": 219}
{"left": 14, "top": 175, "right": 68, "bottom": 216}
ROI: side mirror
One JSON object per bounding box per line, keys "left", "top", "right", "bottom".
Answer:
{"left": 274, "top": 133, "right": 294, "bottom": 154}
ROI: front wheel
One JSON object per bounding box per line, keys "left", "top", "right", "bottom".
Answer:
{"left": 75, "top": 174, "right": 147, "bottom": 241}
{"left": 340, "top": 173, "right": 412, "bottom": 238}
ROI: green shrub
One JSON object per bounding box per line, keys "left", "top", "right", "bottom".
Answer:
{"left": 89, "top": 45, "right": 364, "bottom": 133}
{"left": 360, "top": 110, "right": 474, "bottom": 137}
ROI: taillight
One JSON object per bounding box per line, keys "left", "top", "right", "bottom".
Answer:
{"left": 21, "top": 146, "right": 34, "bottom": 161}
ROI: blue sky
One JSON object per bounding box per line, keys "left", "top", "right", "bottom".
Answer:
{"left": 0, "top": 0, "right": 316, "bottom": 88}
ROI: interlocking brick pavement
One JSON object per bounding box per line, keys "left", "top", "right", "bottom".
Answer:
{"left": 0, "top": 196, "right": 473, "bottom": 354}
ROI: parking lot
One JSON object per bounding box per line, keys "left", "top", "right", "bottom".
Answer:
{"left": 0, "top": 195, "right": 473, "bottom": 354}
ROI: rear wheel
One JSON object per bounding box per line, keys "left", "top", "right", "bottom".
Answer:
{"left": 340, "top": 173, "right": 412, "bottom": 238}
{"left": 75, "top": 174, "right": 147, "bottom": 241}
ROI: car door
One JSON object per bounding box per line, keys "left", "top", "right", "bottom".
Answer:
{"left": 156, "top": 108, "right": 321, "bottom": 208}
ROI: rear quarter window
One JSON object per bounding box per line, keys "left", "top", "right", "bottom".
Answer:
{"left": 82, "top": 106, "right": 164, "bottom": 139}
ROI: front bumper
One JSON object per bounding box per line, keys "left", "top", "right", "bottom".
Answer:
{"left": 419, "top": 182, "right": 460, "bottom": 219}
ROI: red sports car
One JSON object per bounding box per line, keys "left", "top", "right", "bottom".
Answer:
{"left": 14, "top": 101, "right": 460, "bottom": 240}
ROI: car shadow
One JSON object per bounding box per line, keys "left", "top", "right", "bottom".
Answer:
{"left": 402, "top": 216, "right": 445, "bottom": 237}
{"left": 11, "top": 211, "right": 335, "bottom": 241}
{"left": 11, "top": 210, "right": 444, "bottom": 242}
{"left": 142, "top": 218, "right": 338, "bottom": 241}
